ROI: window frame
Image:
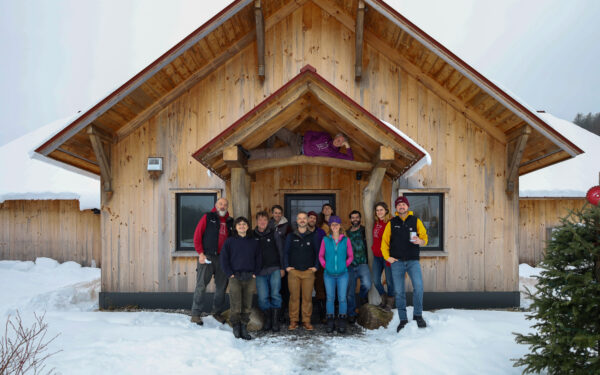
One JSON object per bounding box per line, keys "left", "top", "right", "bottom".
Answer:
{"left": 283, "top": 193, "right": 337, "bottom": 223}
{"left": 173, "top": 190, "right": 219, "bottom": 253}
{"left": 399, "top": 189, "right": 448, "bottom": 255}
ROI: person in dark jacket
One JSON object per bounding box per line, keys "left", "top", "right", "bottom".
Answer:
{"left": 220, "top": 216, "right": 262, "bottom": 340}
{"left": 346, "top": 210, "right": 372, "bottom": 324}
{"left": 307, "top": 210, "right": 327, "bottom": 323}
{"left": 190, "top": 198, "right": 233, "bottom": 325}
{"left": 381, "top": 196, "right": 428, "bottom": 332}
{"left": 254, "top": 210, "right": 284, "bottom": 332}
{"left": 284, "top": 212, "right": 319, "bottom": 331}
{"left": 319, "top": 216, "right": 353, "bottom": 333}
{"left": 268, "top": 204, "right": 292, "bottom": 323}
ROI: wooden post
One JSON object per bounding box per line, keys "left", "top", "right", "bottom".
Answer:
{"left": 363, "top": 146, "right": 393, "bottom": 304}
{"left": 254, "top": 0, "right": 265, "bottom": 79}
{"left": 506, "top": 125, "right": 531, "bottom": 194}
{"left": 224, "top": 146, "right": 250, "bottom": 221}
{"left": 87, "top": 126, "right": 112, "bottom": 194}
{"left": 355, "top": 0, "right": 365, "bottom": 80}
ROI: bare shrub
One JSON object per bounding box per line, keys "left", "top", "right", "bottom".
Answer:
{"left": 0, "top": 311, "right": 60, "bottom": 374}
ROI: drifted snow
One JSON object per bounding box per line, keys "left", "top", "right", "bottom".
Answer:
{"left": 381, "top": 119, "right": 432, "bottom": 177}
{"left": 0, "top": 258, "right": 540, "bottom": 375}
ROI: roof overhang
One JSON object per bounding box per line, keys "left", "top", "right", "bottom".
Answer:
{"left": 192, "top": 65, "right": 427, "bottom": 180}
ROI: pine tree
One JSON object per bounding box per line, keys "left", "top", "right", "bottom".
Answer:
{"left": 514, "top": 204, "right": 600, "bottom": 374}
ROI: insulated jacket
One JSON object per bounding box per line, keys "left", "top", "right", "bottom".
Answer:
{"left": 284, "top": 230, "right": 319, "bottom": 271}
{"left": 319, "top": 234, "right": 353, "bottom": 276}
{"left": 381, "top": 211, "right": 428, "bottom": 261}
{"left": 254, "top": 226, "right": 284, "bottom": 276}
{"left": 371, "top": 218, "right": 387, "bottom": 258}
{"left": 193, "top": 208, "right": 233, "bottom": 255}
{"left": 268, "top": 217, "right": 292, "bottom": 245}
{"left": 219, "top": 234, "right": 262, "bottom": 278}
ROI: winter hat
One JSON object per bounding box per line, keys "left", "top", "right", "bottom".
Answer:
{"left": 328, "top": 215, "right": 342, "bottom": 224}
{"left": 394, "top": 196, "right": 410, "bottom": 207}
{"left": 307, "top": 211, "right": 319, "bottom": 218}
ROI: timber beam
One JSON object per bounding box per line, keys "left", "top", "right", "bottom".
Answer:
{"left": 87, "top": 125, "right": 112, "bottom": 193}
{"left": 223, "top": 146, "right": 248, "bottom": 170}
{"left": 506, "top": 125, "right": 531, "bottom": 193}
{"left": 355, "top": 0, "right": 365, "bottom": 80}
{"left": 247, "top": 155, "right": 372, "bottom": 174}
{"left": 254, "top": 0, "right": 265, "bottom": 79}
{"left": 374, "top": 145, "right": 395, "bottom": 168}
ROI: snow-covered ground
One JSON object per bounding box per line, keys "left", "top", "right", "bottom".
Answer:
{"left": 0, "top": 258, "right": 542, "bottom": 375}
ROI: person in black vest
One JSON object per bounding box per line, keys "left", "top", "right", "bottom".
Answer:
{"left": 190, "top": 198, "right": 234, "bottom": 325}
{"left": 254, "top": 210, "right": 284, "bottom": 332}
{"left": 381, "top": 196, "right": 429, "bottom": 332}
{"left": 268, "top": 204, "right": 292, "bottom": 323}
{"left": 283, "top": 212, "right": 319, "bottom": 331}
{"left": 220, "top": 216, "right": 261, "bottom": 340}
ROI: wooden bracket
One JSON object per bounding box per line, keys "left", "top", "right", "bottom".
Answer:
{"left": 506, "top": 125, "right": 531, "bottom": 193}
{"left": 223, "top": 146, "right": 248, "bottom": 170}
{"left": 87, "top": 125, "right": 112, "bottom": 193}
{"left": 374, "top": 145, "right": 394, "bottom": 168}
{"left": 254, "top": 0, "right": 265, "bottom": 79}
{"left": 355, "top": 0, "right": 365, "bottom": 80}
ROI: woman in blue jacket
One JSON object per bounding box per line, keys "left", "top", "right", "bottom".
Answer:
{"left": 318, "top": 215, "right": 353, "bottom": 333}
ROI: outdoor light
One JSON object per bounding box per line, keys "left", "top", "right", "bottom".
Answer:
{"left": 147, "top": 157, "right": 163, "bottom": 179}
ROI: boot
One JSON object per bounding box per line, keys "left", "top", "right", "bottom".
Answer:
{"left": 240, "top": 324, "right": 252, "bottom": 340}
{"left": 232, "top": 323, "right": 242, "bottom": 338}
{"left": 347, "top": 315, "right": 356, "bottom": 325}
{"left": 325, "top": 314, "right": 335, "bottom": 333}
{"left": 378, "top": 294, "right": 387, "bottom": 309}
{"left": 337, "top": 314, "right": 347, "bottom": 334}
{"left": 271, "top": 308, "right": 281, "bottom": 332}
{"left": 262, "top": 309, "right": 272, "bottom": 331}
{"left": 318, "top": 300, "right": 327, "bottom": 323}
{"left": 190, "top": 315, "right": 203, "bottom": 326}
{"left": 385, "top": 296, "right": 395, "bottom": 311}
{"left": 414, "top": 315, "right": 427, "bottom": 328}
{"left": 396, "top": 319, "right": 409, "bottom": 332}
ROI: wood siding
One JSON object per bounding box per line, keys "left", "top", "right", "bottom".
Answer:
{"left": 0, "top": 200, "right": 101, "bottom": 267}
{"left": 518, "top": 198, "right": 586, "bottom": 266}
{"left": 102, "top": 2, "right": 518, "bottom": 293}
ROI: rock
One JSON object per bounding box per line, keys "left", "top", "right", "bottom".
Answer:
{"left": 221, "top": 307, "right": 265, "bottom": 332}
{"left": 357, "top": 303, "right": 393, "bottom": 330}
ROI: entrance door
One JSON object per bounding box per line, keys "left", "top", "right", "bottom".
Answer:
{"left": 284, "top": 193, "right": 336, "bottom": 225}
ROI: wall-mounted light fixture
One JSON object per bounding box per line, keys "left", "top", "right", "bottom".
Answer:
{"left": 147, "top": 157, "right": 163, "bottom": 179}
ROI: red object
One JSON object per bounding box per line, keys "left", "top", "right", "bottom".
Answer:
{"left": 586, "top": 185, "right": 600, "bottom": 206}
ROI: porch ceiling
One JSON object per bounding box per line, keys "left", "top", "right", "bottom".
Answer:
{"left": 192, "top": 65, "right": 426, "bottom": 181}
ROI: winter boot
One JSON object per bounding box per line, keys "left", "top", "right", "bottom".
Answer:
{"left": 213, "top": 312, "right": 226, "bottom": 324}
{"left": 232, "top": 323, "right": 242, "bottom": 338}
{"left": 378, "top": 294, "right": 387, "bottom": 309}
{"left": 190, "top": 315, "right": 203, "bottom": 326}
{"left": 262, "top": 309, "right": 272, "bottom": 331}
{"left": 325, "top": 314, "right": 335, "bottom": 333}
{"left": 240, "top": 324, "right": 252, "bottom": 340}
{"left": 396, "top": 320, "right": 409, "bottom": 332}
{"left": 385, "top": 296, "right": 395, "bottom": 311}
{"left": 347, "top": 315, "right": 356, "bottom": 325}
{"left": 318, "top": 300, "right": 327, "bottom": 323}
{"left": 271, "top": 308, "right": 281, "bottom": 332}
{"left": 414, "top": 315, "right": 427, "bottom": 328}
{"left": 337, "top": 314, "right": 347, "bottom": 334}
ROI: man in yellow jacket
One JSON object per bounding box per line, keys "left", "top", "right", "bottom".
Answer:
{"left": 381, "top": 196, "right": 428, "bottom": 332}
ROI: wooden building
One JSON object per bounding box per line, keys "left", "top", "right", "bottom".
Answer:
{"left": 34, "top": 0, "right": 583, "bottom": 309}
{"left": 519, "top": 112, "right": 598, "bottom": 266}
{"left": 1, "top": 118, "right": 101, "bottom": 267}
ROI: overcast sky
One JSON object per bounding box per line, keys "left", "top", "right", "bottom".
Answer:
{"left": 1, "top": 0, "right": 598, "bottom": 147}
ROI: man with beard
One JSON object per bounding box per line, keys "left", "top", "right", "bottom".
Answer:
{"left": 191, "top": 198, "right": 234, "bottom": 325}
{"left": 268, "top": 204, "right": 292, "bottom": 321}
{"left": 346, "top": 210, "right": 372, "bottom": 324}
{"left": 307, "top": 211, "right": 327, "bottom": 322}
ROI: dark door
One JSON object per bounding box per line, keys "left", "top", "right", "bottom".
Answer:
{"left": 284, "top": 193, "right": 336, "bottom": 226}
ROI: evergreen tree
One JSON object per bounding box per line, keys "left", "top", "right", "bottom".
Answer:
{"left": 573, "top": 112, "right": 600, "bottom": 136}
{"left": 514, "top": 204, "right": 600, "bottom": 374}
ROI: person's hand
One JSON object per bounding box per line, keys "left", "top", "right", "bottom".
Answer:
{"left": 342, "top": 141, "right": 350, "bottom": 149}
{"left": 230, "top": 275, "right": 235, "bottom": 278}
{"left": 286, "top": 267, "right": 294, "bottom": 272}
{"left": 199, "top": 253, "right": 207, "bottom": 264}
{"left": 411, "top": 237, "right": 424, "bottom": 246}
{"left": 309, "top": 267, "right": 317, "bottom": 273}
{"left": 387, "top": 257, "right": 397, "bottom": 264}
{"left": 252, "top": 274, "right": 256, "bottom": 278}
{"left": 280, "top": 270, "right": 285, "bottom": 277}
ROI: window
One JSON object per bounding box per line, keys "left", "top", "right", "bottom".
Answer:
{"left": 176, "top": 193, "right": 217, "bottom": 250}
{"left": 284, "top": 193, "right": 336, "bottom": 226}
{"left": 403, "top": 193, "right": 444, "bottom": 251}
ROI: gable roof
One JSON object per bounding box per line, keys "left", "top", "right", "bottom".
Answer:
{"left": 33, "top": 0, "right": 583, "bottom": 177}
{"left": 0, "top": 116, "right": 100, "bottom": 210}
{"left": 519, "top": 113, "right": 600, "bottom": 198}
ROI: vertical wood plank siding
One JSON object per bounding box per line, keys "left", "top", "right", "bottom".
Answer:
{"left": 102, "top": 2, "right": 518, "bottom": 293}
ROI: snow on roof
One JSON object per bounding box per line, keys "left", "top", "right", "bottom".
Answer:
{"left": 381, "top": 119, "right": 432, "bottom": 177}
{"left": 519, "top": 113, "right": 600, "bottom": 198}
{"left": 0, "top": 116, "right": 100, "bottom": 210}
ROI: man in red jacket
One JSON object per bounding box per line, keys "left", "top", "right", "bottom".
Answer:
{"left": 191, "top": 198, "right": 234, "bottom": 325}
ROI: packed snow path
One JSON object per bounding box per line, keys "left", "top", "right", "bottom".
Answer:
{"left": 0, "top": 258, "right": 538, "bottom": 375}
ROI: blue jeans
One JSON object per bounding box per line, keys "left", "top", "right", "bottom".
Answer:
{"left": 255, "top": 269, "right": 282, "bottom": 310}
{"left": 347, "top": 264, "right": 372, "bottom": 317}
{"left": 323, "top": 271, "right": 349, "bottom": 315}
{"left": 372, "top": 256, "right": 394, "bottom": 297}
{"left": 390, "top": 260, "right": 424, "bottom": 320}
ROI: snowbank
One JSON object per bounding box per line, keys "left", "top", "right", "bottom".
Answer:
{"left": 0, "top": 116, "right": 100, "bottom": 210}
{"left": 381, "top": 119, "right": 432, "bottom": 177}
{"left": 519, "top": 263, "right": 542, "bottom": 310}
{"left": 0, "top": 258, "right": 538, "bottom": 375}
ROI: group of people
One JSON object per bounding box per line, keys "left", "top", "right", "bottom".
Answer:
{"left": 190, "top": 195, "right": 429, "bottom": 340}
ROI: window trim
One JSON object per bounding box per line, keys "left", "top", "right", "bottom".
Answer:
{"left": 283, "top": 193, "right": 337, "bottom": 223}
{"left": 399, "top": 189, "right": 448, "bottom": 254}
